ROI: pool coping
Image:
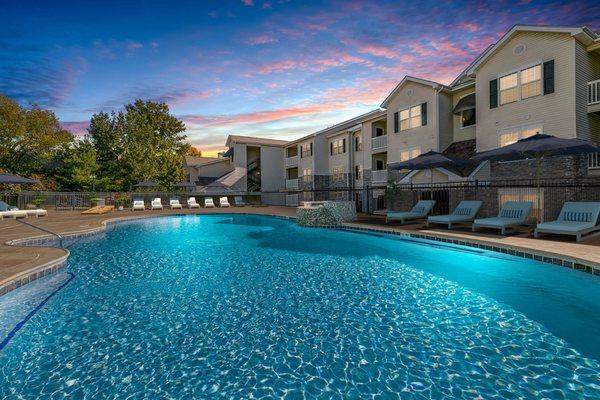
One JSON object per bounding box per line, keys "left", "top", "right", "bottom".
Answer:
{"left": 1, "top": 212, "right": 599, "bottom": 297}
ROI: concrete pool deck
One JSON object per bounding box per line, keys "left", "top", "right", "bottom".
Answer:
{"left": 1, "top": 206, "right": 599, "bottom": 296}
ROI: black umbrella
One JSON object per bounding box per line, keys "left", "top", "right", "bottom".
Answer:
{"left": 471, "top": 133, "right": 600, "bottom": 221}
{"left": 389, "top": 151, "right": 471, "bottom": 198}
{"left": 176, "top": 181, "right": 196, "bottom": 188}
{"left": 134, "top": 180, "right": 158, "bottom": 188}
{"left": 0, "top": 173, "right": 39, "bottom": 185}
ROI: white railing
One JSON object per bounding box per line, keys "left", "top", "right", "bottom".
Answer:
{"left": 589, "top": 152, "right": 600, "bottom": 170}
{"left": 285, "top": 178, "right": 299, "bottom": 189}
{"left": 589, "top": 80, "right": 600, "bottom": 105}
{"left": 372, "top": 135, "right": 387, "bottom": 150}
{"left": 286, "top": 194, "right": 299, "bottom": 207}
{"left": 371, "top": 169, "right": 388, "bottom": 183}
{"left": 284, "top": 155, "right": 299, "bottom": 167}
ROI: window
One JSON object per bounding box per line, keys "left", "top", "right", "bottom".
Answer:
{"left": 499, "top": 124, "right": 542, "bottom": 147}
{"left": 330, "top": 138, "right": 345, "bottom": 155}
{"left": 302, "top": 168, "right": 312, "bottom": 182}
{"left": 520, "top": 65, "right": 541, "bottom": 99}
{"left": 499, "top": 72, "right": 518, "bottom": 105}
{"left": 331, "top": 166, "right": 344, "bottom": 182}
{"left": 375, "top": 127, "right": 385, "bottom": 137}
{"left": 301, "top": 142, "right": 312, "bottom": 158}
{"left": 399, "top": 104, "right": 423, "bottom": 131}
{"left": 354, "top": 135, "right": 362, "bottom": 152}
{"left": 400, "top": 146, "right": 421, "bottom": 162}
{"left": 354, "top": 164, "right": 363, "bottom": 180}
{"left": 460, "top": 108, "right": 476, "bottom": 128}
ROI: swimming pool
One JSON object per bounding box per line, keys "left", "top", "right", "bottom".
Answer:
{"left": 1, "top": 214, "right": 600, "bottom": 398}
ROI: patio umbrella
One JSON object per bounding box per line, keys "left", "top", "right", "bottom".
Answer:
{"left": 388, "top": 150, "right": 471, "bottom": 198}
{"left": 176, "top": 181, "right": 196, "bottom": 189}
{"left": 0, "top": 173, "right": 39, "bottom": 185}
{"left": 471, "top": 133, "right": 600, "bottom": 222}
{"left": 134, "top": 180, "right": 158, "bottom": 188}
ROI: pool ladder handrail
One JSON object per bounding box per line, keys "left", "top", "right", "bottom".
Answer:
{"left": 17, "top": 219, "right": 64, "bottom": 247}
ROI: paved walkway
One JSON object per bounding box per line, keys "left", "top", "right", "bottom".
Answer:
{"left": 1, "top": 207, "right": 599, "bottom": 295}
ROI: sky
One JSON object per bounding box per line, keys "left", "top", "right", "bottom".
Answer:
{"left": 1, "top": 0, "right": 599, "bottom": 156}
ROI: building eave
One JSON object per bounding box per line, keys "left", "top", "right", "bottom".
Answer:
{"left": 381, "top": 76, "right": 449, "bottom": 108}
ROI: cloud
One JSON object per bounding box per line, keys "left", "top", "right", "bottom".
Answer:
{"left": 257, "top": 52, "right": 373, "bottom": 75}
{"left": 246, "top": 34, "right": 277, "bottom": 45}
{"left": 126, "top": 40, "right": 143, "bottom": 53}
{"left": 60, "top": 121, "right": 90, "bottom": 136}
{"left": 241, "top": 0, "right": 253, "bottom": 6}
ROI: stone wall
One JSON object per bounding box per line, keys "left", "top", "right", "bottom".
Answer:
{"left": 296, "top": 201, "right": 356, "bottom": 227}
{"left": 490, "top": 154, "right": 589, "bottom": 181}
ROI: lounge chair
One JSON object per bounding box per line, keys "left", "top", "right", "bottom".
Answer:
{"left": 132, "top": 200, "right": 145, "bottom": 211}
{"left": 0, "top": 210, "right": 28, "bottom": 220}
{"left": 204, "top": 198, "right": 215, "bottom": 208}
{"left": 534, "top": 202, "right": 600, "bottom": 242}
{"left": 386, "top": 200, "right": 435, "bottom": 224}
{"left": 187, "top": 197, "right": 200, "bottom": 209}
{"left": 219, "top": 197, "right": 230, "bottom": 207}
{"left": 82, "top": 205, "right": 114, "bottom": 215}
{"left": 27, "top": 209, "right": 47, "bottom": 218}
{"left": 151, "top": 198, "right": 163, "bottom": 210}
{"left": 0, "top": 201, "right": 16, "bottom": 212}
{"left": 234, "top": 196, "right": 246, "bottom": 207}
{"left": 427, "top": 201, "right": 482, "bottom": 229}
{"left": 170, "top": 199, "right": 183, "bottom": 210}
{"left": 472, "top": 201, "right": 533, "bottom": 235}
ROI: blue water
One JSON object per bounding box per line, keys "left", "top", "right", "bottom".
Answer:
{"left": 1, "top": 214, "right": 600, "bottom": 399}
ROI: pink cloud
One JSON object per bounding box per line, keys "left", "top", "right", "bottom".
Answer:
{"left": 246, "top": 34, "right": 277, "bottom": 45}
{"left": 356, "top": 43, "right": 397, "bottom": 59}
{"left": 61, "top": 121, "right": 90, "bottom": 136}
{"left": 126, "top": 40, "right": 143, "bottom": 52}
{"left": 241, "top": 0, "right": 253, "bottom": 6}
{"left": 454, "top": 22, "right": 480, "bottom": 32}
{"left": 259, "top": 59, "right": 303, "bottom": 74}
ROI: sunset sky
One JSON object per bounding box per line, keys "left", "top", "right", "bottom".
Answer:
{"left": 2, "top": 0, "right": 599, "bottom": 156}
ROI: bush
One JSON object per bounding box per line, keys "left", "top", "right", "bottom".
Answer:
{"left": 32, "top": 195, "right": 46, "bottom": 207}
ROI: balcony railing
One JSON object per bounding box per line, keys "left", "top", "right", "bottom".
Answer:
{"left": 589, "top": 152, "right": 600, "bottom": 170}
{"left": 285, "top": 194, "right": 299, "bottom": 207}
{"left": 371, "top": 169, "right": 388, "bottom": 183}
{"left": 285, "top": 178, "right": 299, "bottom": 189}
{"left": 284, "top": 155, "right": 299, "bottom": 167}
{"left": 372, "top": 135, "right": 387, "bottom": 150}
{"left": 589, "top": 80, "right": 600, "bottom": 105}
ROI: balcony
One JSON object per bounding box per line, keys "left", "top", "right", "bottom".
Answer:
{"left": 285, "top": 178, "right": 299, "bottom": 189}
{"left": 285, "top": 194, "right": 299, "bottom": 207}
{"left": 285, "top": 155, "right": 299, "bottom": 168}
{"left": 372, "top": 135, "right": 387, "bottom": 151}
{"left": 589, "top": 80, "right": 600, "bottom": 113}
{"left": 371, "top": 169, "right": 388, "bottom": 183}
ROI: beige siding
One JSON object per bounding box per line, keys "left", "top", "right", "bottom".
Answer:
{"left": 195, "top": 160, "right": 233, "bottom": 179}
{"left": 575, "top": 41, "right": 600, "bottom": 142}
{"left": 451, "top": 87, "right": 477, "bottom": 144}
{"left": 386, "top": 81, "right": 438, "bottom": 163}
{"left": 438, "top": 91, "right": 454, "bottom": 151}
{"left": 327, "top": 131, "right": 350, "bottom": 173}
{"left": 475, "top": 32, "right": 577, "bottom": 151}
{"left": 409, "top": 169, "right": 450, "bottom": 184}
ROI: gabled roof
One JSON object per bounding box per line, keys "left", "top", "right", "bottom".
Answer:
{"left": 184, "top": 155, "right": 230, "bottom": 167}
{"left": 380, "top": 76, "right": 449, "bottom": 108}
{"left": 466, "top": 25, "right": 598, "bottom": 75}
{"left": 225, "top": 135, "right": 289, "bottom": 148}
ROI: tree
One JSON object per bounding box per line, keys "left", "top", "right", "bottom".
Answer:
{"left": 55, "top": 140, "right": 100, "bottom": 191}
{"left": 88, "top": 99, "right": 188, "bottom": 190}
{"left": 0, "top": 95, "right": 73, "bottom": 181}
{"left": 186, "top": 145, "right": 202, "bottom": 157}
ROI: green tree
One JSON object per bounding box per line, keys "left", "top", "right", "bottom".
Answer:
{"left": 88, "top": 99, "right": 187, "bottom": 190}
{"left": 0, "top": 95, "right": 73, "bottom": 181}
{"left": 55, "top": 140, "right": 101, "bottom": 191}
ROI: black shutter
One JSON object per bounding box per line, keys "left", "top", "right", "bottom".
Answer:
{"left": 299, "top": 145, "right": 303, "bottom": 158}
{"left": 489, "top": 79, "right": 498, "bottom": 109}
{"left": 342, "top": 138, "right": 346, "bottom": 153}
{"left": 543, "top": 60, "right": 554, "bottom": 95}
{"left": 310, "top": 142, "right": 313, "bottom": 156}
{"left": 393, "top": 112, "right": 399, "bottom": 133}
{"left": 330, "top": 142, "right": 333, "bottom": 155}
{"left": 421, "top": 103, "right": 427, "bottom": 126}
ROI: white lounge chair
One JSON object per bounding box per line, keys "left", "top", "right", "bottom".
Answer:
{"left": 473, "top": 201, "right": 533, "bottom": 235}
{"left": 169, "top": 199, "right": 182, "bottom": 209}
{"left": 219, "top": 197, "right": 230, "bottom": 207}
{"left": 132, "top": 199, "right": 145, "bottom": 211}
{"left": 204, "top": 198, "right": 215, "bottom": 208}
{"left": 427, "top": 201, "right": 482, "bottom": 229}
{"left": 151, "top": 198, "right": 163, "bottom": 210}
{"left": 25, "top": 209, "right": 47, "bottom": 218}
{"left": 234, "top": 196, "right": 246, "bottom": 207}
{"left": 187, "top": 197, "right": 200, "bottom": 209}
{"left": 534, "top": 202, "right": 600, "bottom": 242}
{"left": 0, "top": 210, "right": 28, "bottom": 220}
{"left": 386, "top": 200, "right": 435, "bottom": 224}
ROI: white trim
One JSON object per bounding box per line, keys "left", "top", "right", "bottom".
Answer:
{"left": 381, "top": 76, "right": 448, "bottom": 108}
{"left": 399, "top": 167, "right": 464, "bottom": 184}
{"left": 468, "top": 160, "right": 490, "bottom": 180}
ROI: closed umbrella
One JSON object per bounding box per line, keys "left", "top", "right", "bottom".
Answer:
{"left": 134, "top": 180, "right": 158, "bottom": 188}
{"left": 0, "top": 173, "right": 39, "bottom": 185}
{"left": 389, "top": 150, "right": 471, "bottom": 198}
{"left": 176, "top": 181, "right": 196, "bottom": 189}
{"left": 471, "top": 133, "right": 600, "bottom": 222}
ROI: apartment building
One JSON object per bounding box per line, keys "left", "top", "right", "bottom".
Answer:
{"left": 187, "top": 25, "right": 600, "bottom": 209}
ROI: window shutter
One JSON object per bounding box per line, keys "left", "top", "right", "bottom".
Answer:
{"left": 310, "top": 142, "right": 313, "bottom": 156}
{"left": 421, "top": 103, "right": 427, "bottom": 126}
{"left": 330, "top": 142, "right": 333, "bottom": 155}
{"left": 342, "top": 138, "right": 346, "bottom": 153}
{"left": 299, "top": 145, "right": 303, "bottom": 158}
{"left": 543, "top": 60, "right": 554, "bottom": 95}
{"left": 489, "top": 79, "right": 498, "bottom": 109}
{"left": 393, "top": 112, "right": 399, "bottom": 133}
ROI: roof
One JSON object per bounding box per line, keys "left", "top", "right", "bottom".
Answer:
{"left": 442, "top": 139, "right": 477, "bottom": 176}
{"left": 466, "top": 25, "right": 598, "bottom": 75}
{"left": 381, "top": 76, "right": 449, "bottom": 108}
{"left": 452, "top": 93, "right": 475, "bottom": 115}
{"left": 225, "top": 135, "right": 289, "bottom": 148}
{"left": 184, "top": 155, "right": 230, "bottom": 167}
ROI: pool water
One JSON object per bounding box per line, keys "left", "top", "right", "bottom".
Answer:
{"left": 1, "top": 214, "right": 600, "bottom": 399}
